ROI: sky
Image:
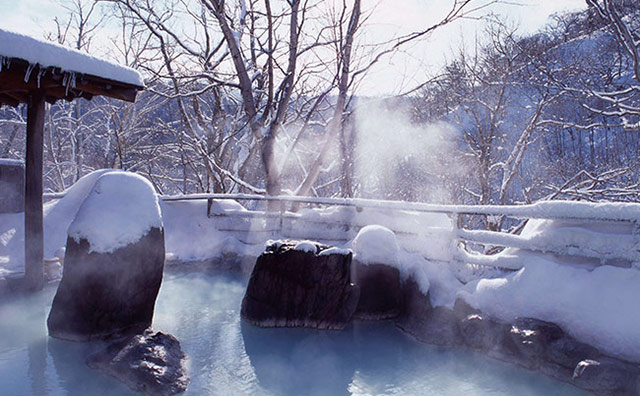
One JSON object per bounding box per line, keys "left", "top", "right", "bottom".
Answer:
{"left": 0, "top": 0, "right": 587, "bottom": 95}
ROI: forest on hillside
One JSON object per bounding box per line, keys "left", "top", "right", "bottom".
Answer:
{"left": 1, "top": 0, "right": 639, "bottom": 217}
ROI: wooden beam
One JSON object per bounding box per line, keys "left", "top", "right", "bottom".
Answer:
{"left": 0, "top": 93, "right": 19, "bottom": 107}
{"left": 24, "top": 91, "right": 45, "bottom": 291}
{"left": 0, "top": 60, "right": 141, "bottom": 104}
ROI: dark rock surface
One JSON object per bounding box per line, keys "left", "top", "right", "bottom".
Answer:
{"left": 241, "top": 240, "right": 359, "bottom": 330}
{"left": 396, "top": 277, "right": 461, "bottom": 346}
{"left": 572, "top": 358, "right": 638, "bottom": 395}
{"left": 548, "top": 335, "right": 601, "bottom": 370}
{"left": 87, "top": 330, "right": 189, "bottom": 396}
{"left": 395, "top": 290, "right": 640, "bottom": 396}
{"left": 47, "top": 227, "right": 165, "bottom": 341}
{"left": 0, "top": 159, "right": 24, "bottom": 213}
{"left": 352, "top": 260, "right": 401, "bottom": 320}
{"left": 459, "top": 313, "right": 506, "bottom": 352}
{"left": 452, "top": 298, "right": 480, "bottom": 320}
{"left": 503, "top": 318, "right": 566, "bottom": 369}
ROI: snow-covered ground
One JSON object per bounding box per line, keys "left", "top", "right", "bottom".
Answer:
{"left": 1, "top": 170, "right": 639, "bottom": 364}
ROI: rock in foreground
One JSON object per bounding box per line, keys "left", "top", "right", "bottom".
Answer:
{"left": 48, "top": 172, "right": 165, "bottom": 341}
{"left": 87, "top": 330, "right": 189, "bottom": 396}
{"left": 241, "top": 240, "right": 359, "bottom": 330}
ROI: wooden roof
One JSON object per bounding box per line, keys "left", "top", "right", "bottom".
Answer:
{"left": 0, "top": 57, "right": 143, "bottom": 107}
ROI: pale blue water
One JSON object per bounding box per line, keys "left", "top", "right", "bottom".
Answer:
{"left": 0, "top": 272, "right": 590, "bottom": 396}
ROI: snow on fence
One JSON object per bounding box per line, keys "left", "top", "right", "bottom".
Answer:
{"left": 43, "top": 191, "right": 640, "bottom": 270}
{"left": 158, "top": 194, "right": 640, "bottom": 271}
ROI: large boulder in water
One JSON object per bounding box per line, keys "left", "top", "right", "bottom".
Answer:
{"left": 47, "top": 171, "right": 165, "bottom": 341}
{"left": 87, "top": 330, "right": 189, "bottom": 396}
{"left": 241, "top": 240, "right": 359, "bottom": 330}
{"left": 351, "top": 225, "right": 402, "bottom": 320}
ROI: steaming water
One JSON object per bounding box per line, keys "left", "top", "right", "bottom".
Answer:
{"left": 0, "top": 272, "right": 589, "bottom": 396}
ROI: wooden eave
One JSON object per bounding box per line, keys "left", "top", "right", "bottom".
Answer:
{"left": 0, "top": 57, "right": 143, "bottom": 107}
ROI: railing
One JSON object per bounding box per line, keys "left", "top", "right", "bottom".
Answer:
{"left": 47, "top": 191, "right": 640, "bottom": 271}
{"left": 162, "top": 194, "right": 640, "bottom": 271}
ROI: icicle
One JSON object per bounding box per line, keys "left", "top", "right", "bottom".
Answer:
{"left": 37, "top": 68, "right": 46, "bottom": 88}
{"left": 24, "top": 63, "right": 36, "bottom": 83}
{"left": 0, "top": 56, "right": 11, "bottom": 73}
{"left": 61, "top": 71, "right": 77, "bottom": 96}
{"left": 63, "top": 72, "right": 77, "bottom": 96}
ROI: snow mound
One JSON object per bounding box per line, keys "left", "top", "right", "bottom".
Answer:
{"left": 0, "top": 28, "right": 144, "bottom": 87}
{"left": 458, "top": 257, "right": 640, "bottom": 363}
{"left": 352, "top": 225, "right": 400, "bottom": 267}
{"left": 67, "top": 171, "right": 162, "bottom": 253}
{"left": 293, "top": 240, "right": 318, "bottom": 253}
{"left": 318, "top": 247, "right": 352, "bottom": 256}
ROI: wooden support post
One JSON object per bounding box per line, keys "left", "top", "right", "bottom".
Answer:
{"left": 24, "top": 91, "right": 45, "bottom": 291}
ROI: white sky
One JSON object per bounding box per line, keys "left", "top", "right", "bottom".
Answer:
{"left": 0, "top": 0, "right": 587, "bottom": 95}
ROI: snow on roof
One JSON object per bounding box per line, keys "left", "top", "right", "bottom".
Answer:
{"left": 0, "top": 28, "right": 144, "bottom": 87}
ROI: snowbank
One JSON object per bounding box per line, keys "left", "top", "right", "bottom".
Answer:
{"left": 458, "top": 255, "right": 640, "bottom": 362}
{"left": 0, "top": 28, "right": 144, "bottom": 87}
{"left": 0, "top": 169, "right": 116, "bottom": 274}
{"left": 67, "top": 172, "right": 162, "bottom": 253}
{"left": 352, "top": 225, "right": 400, "bottom": 267}
{"left": 162, "top": 200, "right": 261, "bottom": 263}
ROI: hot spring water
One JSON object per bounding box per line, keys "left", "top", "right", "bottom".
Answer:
{"left": 0, "top": 272, "right": 589, "bottom": 396}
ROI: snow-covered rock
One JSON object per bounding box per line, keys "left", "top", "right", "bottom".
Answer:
{"left": 67, "top": 172, "right": 162, "bottom": 253}
{"left": 458, "top": 257, "right": 640, "bottom": 363}
{"left": 241, "top": 240, "right": 359, "bottom": 330}
{"left": 47, "top": 171, "right": 165, "bottom": 341}
{"left": 87, "top": 330, "right": 190, "bottom": 396}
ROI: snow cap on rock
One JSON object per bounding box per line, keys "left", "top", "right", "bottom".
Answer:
{"left": 67, "top": 171, "right": 162, "bottom": 253}
{"left": 293, "top": 240, "right": 318, "bottom": 253}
